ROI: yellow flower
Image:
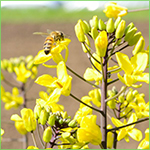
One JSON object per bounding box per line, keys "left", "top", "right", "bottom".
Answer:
{"left": 1, "top": 86, "right": 23, "bottom": 110}
{"left": 138, "top": 128, "right": 149, "bottom": 149}
{"left": 34, "top": 39, "right": 71, "bottom": 65}
{"left": 116, "top": 52, "right": 149, "bottom": 87}
{"left": 111, "top": 113, "right": 142, "bottom": 142}
{"left": 74, "top": 96, "right": 93, "bottom": 123}
{"left": 35, "top": 61, "right": 72, "bottom": 99}
{"left": 129, "top": 94, "right": 149, "bottom": 119}
{"left": 36, "top": 91, "right": 64, "bottom": 113}
{"left": 103, "top": 2, "right": 128, "bottom": 19}
{"left": 77, "top": 115, "right": 102, "bottom": 145}
{"left": 27, "top": 146, "right": 39, "bottom": 149}
{"left": 10, "top": 114, "right": 28, "bottom": 135}
{"left": 14, "top": 62, "right": 31, "bottom": 83}
{"left": 21, "top": 108, "right": 36, "bottom": 132}
{"left": 1, "top": 128, "right": 4, "bottom": 136}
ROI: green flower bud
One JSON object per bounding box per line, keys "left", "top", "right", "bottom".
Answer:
{"left": 48, "top": 114, "right": 56, "bottom": 126}
{"left": 80, "top": 20, "right": 90, "bottom": 34}
{"left": 128, "top": 31, "right": 142, "bottom": 46}
{"left": 126, "top": 89, "right": 134, "bottom": 103}
{"left": 132, "top": 36, "right": 145, "bottom": 55}
{"left": 81, "top": 35, "right": 91, "bottom": 53}
{"left": 61, "top": 132, "right": 70, "bottom": 139}
{"left": 118, "top": 94, "right": 125, "bottom": 103}
{"left": 125, "top": 22, "right": 134, "bottom": 35}
{"left": 58, "top": 118, "right": 63, "bottom": 125}
{"left": 112, "top": 86, "right": 118, "bottom": 95}
{"left": 91, "top": 26, "right": 98, "bottom": 40}
{"left": 107, "top": 99, "right": 116, "bottom": 109}
{"left": 75, "top": 20, "right": 85, "bottom": 42}
{"left": 114, "top": 17, "right": 122, "bottom": 29}
{"left": 89, "top": 15, "right": 98, "bottom": 29}
{"left": 72, "top": 143, "right": 82, "bottom": 149}
{"left": 106, "top": 18, "right": 115, "bottom": 33}
{"left": 26, "top": 60, "right": 34, "bottom": 70}
{"left": 98, "top": 19, "right": 106, "bottom": 30}
{"left": 39, "top": 109, "right": 49, "bottom": 125}
{"left": 34, "top": 104, "right": 42, "bottom": 119}
{"left": 43, "top": 126, "right": 52, "bottom": 143}
{"left": 61, "top": 132, "right": 75, "bottom": 144}
{"left": 124, "top": 27, "right": 137, "bottom": 42}
{"left": 68, "top": 120, "right": 77, "bottom": 128}
{"left": 115, "top": 20, "right": 126, "bottom": 39}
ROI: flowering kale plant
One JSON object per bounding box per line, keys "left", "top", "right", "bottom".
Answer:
{"left": 1, "top": 2, "right": 149, "bottom": 149}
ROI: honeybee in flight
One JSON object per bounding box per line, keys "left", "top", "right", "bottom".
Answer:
{"left": 33, "top": 30, "right": 65, "bottom": 55}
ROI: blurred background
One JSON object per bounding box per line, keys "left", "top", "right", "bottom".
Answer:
{"left": 1, "top": 1, "right": 149, "bottom": 149}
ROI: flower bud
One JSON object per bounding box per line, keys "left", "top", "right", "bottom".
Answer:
{"left": 128, "top": 31, "right": 142, "bottom": 46}
{"left": 61, "top": 132, "right": 75, "bottom": 144}
{"left": 132, "top": 36, "right": 145, "bottom": 55}
{"left": 124, "top": 27, "right": 137, "bottom": 42}
{"left": 43, "top": 126, "right": 52, "bottom": 143}
{"left": 81, "top": 20, "right": 90, "bottom": 34}
{"left": 89, "top": 15, "right": 98, "bottom": 29}
{"left": 39, "top": 109, "right": 49, "bottom": 125}
{"left": 107, "top": 99, "right": 116, "bottom": 109}
{"left": 91, "top": 27, "right": 98, "bottom": 40}
{"left": 1, "top": 59, "right": 8, "bottom": 70}
{"left": 106, "top": 18, "right": 115, "bottom": 33}
{"left": 21, "top": 108, "right": 36, "bottom": 132}
{"left": 98, "top": 19, "right": 106, "bottom": 30}
{"left": 125, "top": 22, "right": 134, "bottom": 35}
{"left": 115, "top": 20, "right": 126, "bottom": 39}
{"left": 81, "top": 35, "right": 91, "bottom": 53}
{"left": 48, "top": 114, "right": 56, "bottom": 126}
{"left": 118, "top": 94, "right": 125, "bottom": 103}
{"left": 126, "top": 89, "right": 134, "bottom": 103}
{"left": 114, "top": 17, "right": 122, "bottom": 29}
{"left": 68, "top": 120, "right": 77, "bottom": 128}
{"left": 1, "top": 72, "right": 4, "bottom": 80}
{"left": 95, "top": 31, "right": 108, "bottom": 57}
{"left": 25, "top": 55, "right": 33, "bottom": 63}
{"left": 58, "top": 118, "right": 63, "bottom": 125}
{"left": 7, "top": 61, "right": 14, "bottom": 73}
{"left": 34, "top": 104, "right": 42, "bottom": 119}
{"left": 75, "top": 20, "right": 85, "bottom": 42}
{"left": 27, "top": 60, "right": 34, "bottom": 70}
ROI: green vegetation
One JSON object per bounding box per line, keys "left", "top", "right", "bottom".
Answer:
{"left": 1, "top": 7, "right": 149, "bottom": 24}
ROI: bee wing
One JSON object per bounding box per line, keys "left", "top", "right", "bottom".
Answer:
{"left": 47, "top": 29, "right": 53, "bottom": 34}
{"left": 33, "top": 32, "right": 50, "bottom": 37}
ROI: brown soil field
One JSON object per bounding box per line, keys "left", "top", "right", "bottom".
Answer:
{"left": 1, "top": 21, "right": 149, "bottom": 149}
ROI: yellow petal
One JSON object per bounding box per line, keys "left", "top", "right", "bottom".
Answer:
{"left": 116, "top": 52, "right": 133, "bottom": 75}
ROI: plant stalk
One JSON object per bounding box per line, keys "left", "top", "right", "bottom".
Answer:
{"left": 100, "top": 54, "right": 108, "bottom": 149}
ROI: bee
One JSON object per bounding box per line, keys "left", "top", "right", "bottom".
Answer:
{"left": 34, "top": 30, "right": 65, "bottom": 55}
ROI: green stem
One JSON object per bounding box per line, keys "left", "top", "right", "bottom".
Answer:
{"left": 107, "top": 117, "right": 149, "bottom": 132}
{"left": 31, "top": 131, "right": 38, "bottom": 148}
{"left": 107, "top": 78, "right": 119, "bottom": 86}
{"left": 105, "top": 86, "right": 127, "bottom": 102}
{"left": 66, "top": 66, "right": 100, "bottom": 88}
{"left": 70, "top": 93, "right": 104, "bottom": 116}
{"left": 128, "top": 8, "right": 149, "bottom": 13}
{"left": 37, "top": 121, "right": 44, "bottom": 148}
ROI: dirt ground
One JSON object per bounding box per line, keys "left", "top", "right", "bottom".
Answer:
{"left": 1, "top": 21, "right": 149, "bottom": 149}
